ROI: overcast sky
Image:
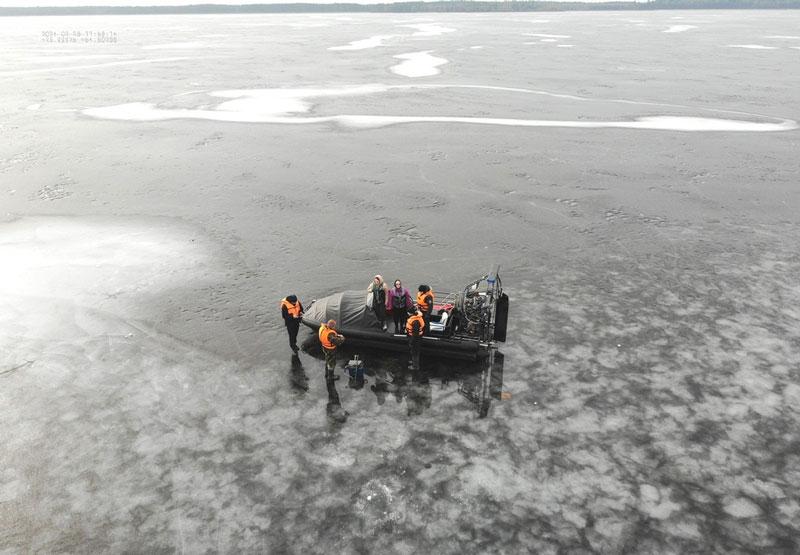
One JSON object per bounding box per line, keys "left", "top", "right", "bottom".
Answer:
{"left": 6, "top": 0, "right": 391, "bottom": 5}
{"left": 4, "top": 0, "right": 609, "bottom": 7}
{"left": 4, "top": 0, "right": 467, "bottom": 6}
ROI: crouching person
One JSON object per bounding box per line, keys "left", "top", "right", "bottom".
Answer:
{"left": 319, "top": 319, "right": 345, "bottom": 375}
{"left": 406, "top": 307, "right": 425, "bottom": 371}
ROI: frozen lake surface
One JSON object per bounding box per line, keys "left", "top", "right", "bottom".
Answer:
{"left": 2, "top": 10, "right": 800, "bottom": 553}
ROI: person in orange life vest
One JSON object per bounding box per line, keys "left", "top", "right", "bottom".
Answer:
{"left": 319, "top": 319, "right": 345, "bottom": 373}
{"left": 406, "top": 306, "right": 425, "bottom": 371}
{"left": 416, "top": 285, "right": 434, "bottom": 335}
{"left": 280, "top": 295, "right": 304, "bottom": 353}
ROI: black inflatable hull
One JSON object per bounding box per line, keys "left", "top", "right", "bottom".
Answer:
{"left": 302, "top": 318, "right": 487, "bottom": 361}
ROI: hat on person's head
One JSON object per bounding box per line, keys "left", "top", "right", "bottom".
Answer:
{"left": 327, "top": 319, "right": 336, "bottom": 328}
{"left": 286, "top": 294, "right": 297, "bottom": 303}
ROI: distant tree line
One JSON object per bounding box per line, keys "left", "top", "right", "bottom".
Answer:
{"left": 2, "top": 0, "right": 800, "bottom": 16}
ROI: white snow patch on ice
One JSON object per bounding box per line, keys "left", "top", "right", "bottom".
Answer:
{"left": 525, "top": 33, "right": 571, "bottom": 38}
{"left": 329, "top": 34, "right": 397, "bottom": 51}
{"left": 557, "top": 44, "right": 575, "bottom": 48}
{"left": 639, "top": 484, "right": 682, "bottom": 520}
{"left": 792, "top": 46, "right": 800, "bottom": 50}
{"left": 82, "top": 85, "right": 798, "bottom": 133}
{"left": 540, "top": 38, "right": 558, "bottom": 43}
{"left": 724, "top": 498, "right": 762, "bottom": 518}
{"left": 726, "top": 44, "right": 778, "bottom": 50}
{"left": 0, "top": 217, "right": 211, "bottom": 307}
{"left": 287, "top": 22, "right": 330, "bottom": 28}
{"left": 469, "top": 45, "right": 484, "bottom": 50}
{"left": 764, "top": 35, "right": 800, "bottom": 39}
{"left": 664, "top": 25, "right": 697, "bottom": 33}
{"left": 400, "top": 23, "right": 456, "bottom": 37}
{"left": 142, "top": 42, "right": 207, "bottom": 50}
{"left": 25, "top": 103, "right": 41, "bottom": 110}
{"left": 390, "top": 51, "right": 449, "bottom": 78}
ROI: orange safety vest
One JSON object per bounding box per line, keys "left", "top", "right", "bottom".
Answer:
{"left": 319, "top": 324, "right": 337, "bottom": 350}
{"left": 416, "top": 290, "right": 434, "bottom": 312}
{"left": 406, "top": 314, "right": 425, "bottom": 336}
{"left": 280, "top": 298, "right": 301, "bottom": 318}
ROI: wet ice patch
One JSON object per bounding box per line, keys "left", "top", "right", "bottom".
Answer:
{"left": 664, "top": 25, "right": 697, "bottom": 33}
{"left": 390, "top": 51, "right": 449, "bottom": 78}
{"left": 329, "top": 34, "right": 397, "bottom": 51}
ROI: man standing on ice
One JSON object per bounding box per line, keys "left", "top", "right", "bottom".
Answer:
{"left": 280, "top": 295, "right": 304, "bottom": 353}
{"left": 406, "top": 306, "right": 425, "bottom": 371}
{"left": 319, "top": 319, "right": 345, "bottom": 374}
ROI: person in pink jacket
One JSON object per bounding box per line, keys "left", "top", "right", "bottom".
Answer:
{"left": 386, "top": 279, "right": 412, "bottom": 334}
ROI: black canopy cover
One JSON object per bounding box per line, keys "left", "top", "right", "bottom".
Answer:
{"left": 303, "top": 290, "right": 383, "bottom": 332}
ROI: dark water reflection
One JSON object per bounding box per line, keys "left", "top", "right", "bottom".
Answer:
{"left": 300, "top": 336, "right": 506, "bottom": 420}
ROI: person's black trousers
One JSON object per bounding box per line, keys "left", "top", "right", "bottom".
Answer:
{"left": 422, "top": 313, "right": 431, "bottom": 336}
{"left": 392, "top": 309, "right": 407, "bottom": 333}
{"left": 286, "top": 321, "right": 300, "bottom": 351}
{"left": 324, "top": 347, "right": 337, "bottom": 372}
{"left": 408, "top": 337, "right": 421, "bottom": 371}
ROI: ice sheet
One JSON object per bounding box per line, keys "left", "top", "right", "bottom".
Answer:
{"left": 400, "top": 23, "right": 456, "bottom": 37}
{"left": 0, "top": 57, "right": 190, "bottom": 77}
{"left": 329, "top": 35, "right": 397, "bottom": 51}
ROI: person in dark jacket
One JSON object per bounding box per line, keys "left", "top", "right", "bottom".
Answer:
{"left": 406, "top": 306, "right": 425, "bottom": 371}
{"left": 386, "top": 279, "right": 412, "bottom": 334}
{"left": 416, "top": 285, "right": 434, "bottom": 335}
{"left": 367, "top": 275, "right": 389, "bottom": 331}
{"left": 280, "top": 295, "right": 304, "bottom": 353}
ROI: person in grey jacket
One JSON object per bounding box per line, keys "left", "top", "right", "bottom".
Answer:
{"left": 367, "top": 274, "right": 389, "bottom": 331}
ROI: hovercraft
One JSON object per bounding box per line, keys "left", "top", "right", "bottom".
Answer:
{"left": 301, "top": 266, "right": 508, "bottom": 360}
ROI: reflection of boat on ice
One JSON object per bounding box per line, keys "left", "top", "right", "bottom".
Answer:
{"left": 301, "top": 267, "right": 509, "bottom": 361}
